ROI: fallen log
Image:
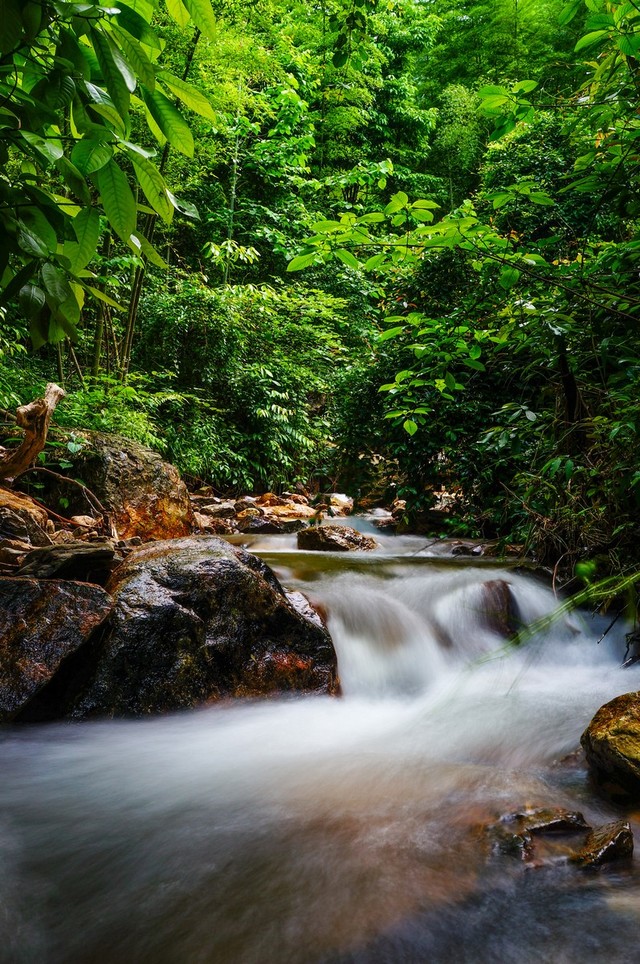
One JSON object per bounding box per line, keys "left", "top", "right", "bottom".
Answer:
{"left": 0, "top": 383, "right": 66, "bottom": 481}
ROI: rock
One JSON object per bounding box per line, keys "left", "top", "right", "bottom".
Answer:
{"left": 0, "top": 487, "right": 50, "bottom": 546}
{"left": 43, "top": 431, "right": 194, "bottom": 542}
{"left": 234, "top": 497, "right": 259, "bottom": 513}
{"left": 581, "top": 692, "right": 640, "bottom": 793}
{"left": 236, "top": 507, "right": 263, "bottom": 519}
{"left": 0, "top": 577, "right": 113, "bottom": 722}
{"left": 199, "top": 502, "right": 237, "bottom": 519}
{"left": 268, "top": 503, "right": 317, "bottom": 519}
{"left": 487, "top": 807, "right": 590, "bottom": 860}
{"left": 570, "top": 821, "right": 634, "bottom": 868}
{"left": 17, "top": 541, "right": 119, "bottom": 585}
{"left": 286, "top": 493, "right": 309, "bottom": 505}
{"left": 257, "top": 492, "right": 289, "bottom": 507}
{"left": 58, "top": 536, "right": 338, "bottom": 718}
{"left": 478, "top": 579, "right": 521, "bottom": 638}
{"left": 297, "top": 524, "right": 378, "bottom": 552}
{"left": 238, "top": 516, "right": 285, "bottom": 534}
{"left": 279, "top": 519, "right": 309, "bottom": 533}
{"left": 70, "top": 514, "right": 100, "bottom": 529}
{"left": 328, "top": 493, "right": 354, "bottom": 515}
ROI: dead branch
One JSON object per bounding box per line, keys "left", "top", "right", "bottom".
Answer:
{"left": 15, "top": 466, "right": 118, "bottom": 540}
{"left": 0, "top": 383, "right": 66, "bottom": 481}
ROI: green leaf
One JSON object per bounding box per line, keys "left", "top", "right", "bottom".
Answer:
{"left": 128, "top": 152, "right": 173, "bottom": 223}
{"left": 110, "top": 25, "right": 156, "bottom": 89}
{"left": 512, "top": 79, "right": 538, "bottom": 94}
{"left": 114, "top": 2, "right": 161, "bottom": 46}
{"left": 616, "top": 33, "right": 640, "bottom": 56}
{"left": 96, "top": 159, "right": 137, "bottom": 241}
{"left": 462, "top": 358, "right": 486, "bottom": 371}
{"left": 287, "top": 252, "right": 318, "bottom": 271}
{"left": 18, "top": 283, "right": 46, "bottom": 319}
{"left": 444, "top": 371, "right": 456, "bottom": 391}
{"left": 384, "top": 191, "right": 409, "bottom": 215}
{"left": 378, "top": 326, "right": 404, "bottom": 342}
{"left": 332, "top": 50, "right": 349, "bottom": 69}
{"left": 42, "top": 262, "right": 73, "bottom": 304}
{"left": 403, "top": 419, "right": 418, "bottom": 436}
{"left": 158, "top": 71, "right": 218, "bottom": 122}
{"left": 0, "top": 0, "right": 23, "bottom": 52}
{"left": 55, "top": 156, "right": 91, "bottom": 204}
{"left": 499, "top": 266, "right": 521, "bottom": 289}
{"left": 71, "top": 137, "right": 113, "bottom": 174}
{"left": 558, "top": 0, "right": 582, "bottom": 25}
{"left": 20, "top": 132, "right": 64, "bottom": 165}
{"left": 16, "top": 222, "right": 51, "bottom": 258}
{"left": 91, "top": 26, "right": 131, "bottom": 117}
{"left": 364, "top": 253, "right": 386, "bottom": 271}
{"left": 141, "top": 86, "right": 194, "bottom": 156}
{"left": 356, "top": 212, "right": 385, "bottom": 224}
{"left": 575, "top": 30, "right": 610, "bottom": 52}
{"left": 334, "top": 249, "right": 359, "bottom": 269}
{"left": 71, "top": 207, "right": 101, "bottom": 271}
{"left": 166, "top": 191, "right": 199, "bottom": 219}
{"left": 311, "top": 219, "right": 342, "bottom": 233}
{"left": 131, "top": 232, "right": 169, "bottom": 268}
{"left": 181, "top": 0, "right": 217, "bottom": 38}
{"left": 85, "top": 285, "right": 124, "bottom": 309}
{"left": 164, "top": 0, "right": 190, "bottom": 27}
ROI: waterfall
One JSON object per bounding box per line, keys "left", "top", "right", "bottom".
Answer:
{"left": 0, "top": 538, "right": 637, "bottom": 964}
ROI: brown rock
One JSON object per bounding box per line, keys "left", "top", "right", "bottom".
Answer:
{"left": 256, "top": 492, "right": 289, "bottom": 507}
{"left": 236, "top": 507, "right": 263, "bottom": 519}
{"left": 199, "top": 502, "right": 237, "bottom": 519}
{"left": 570, "top": 821, "right": 634, "bottom": 867}
{"left": 297, "top": 524, "right": 378, "bottom": 552}
{"left": 478, "top": 579, "right": 521, "bottom": 638}
{"left": 581, "top": 691, "right": 640, "bottom": 792}
{"left": 58, "top": 536, "right": 338, "bottom": 718}
{"left": 17, "top": 541, "right": 118, "bottom": 585}
{"left": 42, "top": 432, "right": 195, "bottom": 542}
{"left": 0, "top": 487, "right": 50, "bottom": 546}
{"left": 0, "top": 577, "right": 112, "bottom": 722}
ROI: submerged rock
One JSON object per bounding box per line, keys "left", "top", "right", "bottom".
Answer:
{"left": 570, "top": 821, "right": 634, "bottom": 868}
{"left": 487, "top": 808, "right": 589, "bottom": 860}
{"left": 50, "top": 536, "right": 338, "bottom": 718}
{"left": 297, "top": 524, "right": 378, "bottom": 552}
{"left": 581, "top": 691, "right": 640, "bottom": 793}
{"left": 0, "top": 577, "right": 113, "bottom": 722}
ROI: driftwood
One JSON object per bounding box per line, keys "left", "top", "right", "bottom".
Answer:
{"left": 0, "top": 383, "right": 66, "bottom": 481}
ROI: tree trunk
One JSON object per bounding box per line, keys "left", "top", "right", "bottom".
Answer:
{"left": 0, "top": 383, "right": 66, "bottom": 481}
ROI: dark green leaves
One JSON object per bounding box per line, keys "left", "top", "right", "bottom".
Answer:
{"left": 96, "top": 159, "right": 137, "bottom": 241}
{"left": 141, "top": 87, "right": 194, "bottom": 156}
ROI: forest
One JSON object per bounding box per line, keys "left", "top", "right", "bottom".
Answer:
{"left": 1, "top": 0, "right": 639, "bottom": 590}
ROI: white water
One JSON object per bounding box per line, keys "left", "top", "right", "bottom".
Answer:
{"left": 1, "top": 538, "right": 639, "bottom": 963}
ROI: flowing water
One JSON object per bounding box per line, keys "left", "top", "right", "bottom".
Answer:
{"left": 1, "top": 529, "right": 640, "bottom": 963}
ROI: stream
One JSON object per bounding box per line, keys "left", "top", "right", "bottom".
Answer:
{"left": 1, "top": 525, "right": 640, "bottom": 963}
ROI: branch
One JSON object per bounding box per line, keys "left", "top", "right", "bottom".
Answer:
{"left": 0, "top": 383, "right": 65, "bottom": 481}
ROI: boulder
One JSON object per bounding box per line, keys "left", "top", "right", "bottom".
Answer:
{"left": 478, "top": 579, "right": 521, "bottom": 638}
{"left": 41, "top": 432, "right": 195, "bottom": 542}
{"left": 237, "top": 516, "right": 285, "bottom": 535}
{"left": 0, "top": 487, "right": 50, "bottom": 546}
{"left": 297, "top": 524, "right": 378, "bottom": 552}
{"left": 328, "top": 493, "right": 354, "bottom": 515}
{"left": 17, "top": 541, "right": 119, "bottom": 585}
{"left": 57, "top": 536, "right": 338, "bottom": 718}
{"left": 581, "top": 691, "right": 640, "bottom": 793}
{"left": 198, "top": 502, "right": 237, "bottom": 519}
{"left": 0, "top": 577, "right": 113, "bottom": 722}
{"left": 570, "top": 821, "right": 634, "bottom": 868}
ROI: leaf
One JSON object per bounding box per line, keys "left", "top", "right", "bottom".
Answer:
{"left": 444, "top": 371, "right": 456, "bottom": 391}
{"left": 332, "top": 50, "right": 349, "bottom": 69}
{"left": 166, "top": 191, "right": 199, "bottom": 219}
{"left": 71, "top": 207, "right": 101, "bottom": 271}
{"left": 90, "top": 26, "right": 131, "bottom": 117}
{"left": 462, "top": 358, "right": 486, "bottom": 371}
{"left": 42, "top": 263, "right": 73, "bottom": 304}
{"left": 558, "top": 0, "right": 583, "bottom": 25}
{"left": 71, "top": 137, "right": 113, "bottom": 174}
{"left": 132, "top": 232, "right": 169, "bottom": 268}
{"left": 287, "top": 252, "right": 318, "bottom": 271}
{"left": 158, "top": 71, "right": 217, "bottom": 122}
{"left": 18, "top": 283, "right": 46, "bottom": 319}
{"left": 356, "top": 212, "right": 385, "bottom": 224}
{"left": 96, "top": 159, "right": 137, "bottom": 241}
{"left": 181, "top": 0, "right": 217, "bottom": 38}
{"left": 364, "top": 253, "right": 386, "bottom": 271}
{"left": 403, "top": 419, "right": 418, "bottom": 436}
{"left": 499, "top": 266, "right": 521, "bottom": 289}
{"left": 141, "top": 86, "right": 194, "bottom": 156}
{"left": 128, "top": 152, "right": 173, "bottom": 223}
{"left": 616, "top": 33, "right": 640, "bottom": 56}
{"left": 164, "top": 0, "right": 190, "bottom": 27}
{"left": 55, "top": 156, "right": 91, "bottom": 204}
{"left": 110, "top": 25, "right": 156, "bottom": 89}
{"left": 0, "top": 0, "right": 23, "bottom": 51}
{"left": 512, "top": 79, "right": 538, "bottom": 94}
{"left": 574, "top": 30, "right": 610, "bottom": 52}
{"left": 20, "top": 132, "right": 64, "bottom": 165}
{"left": 85, "top": 285, "right": 124, "bottom": 309}
{"left": 334, "top": 249, "right": 359, "bottom": 269}
{"left": 311, "top": 219, "right": 342, "bottom": 233}
{"left": 384, "top": 191, "right": 409, "bottom": 215}
{"left": 378, "top": 326, "right": 404, "bottom": 342}
{"left": 114, "top": 3, "right": 161, "bottom": 48}
{"left": 16, "top": 222, "right": 51, "bottom": 258}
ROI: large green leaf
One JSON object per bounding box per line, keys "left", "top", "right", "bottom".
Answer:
{"left": 55, "top": 156, "right": 91, "bottom": 204}
{"left": 113, "top": 2, "right": 161, "bottom": 48}
{"left": 110, "top": 25, "right": 156, "bottom": 89}
{"left": 90, "top": 26, "right": 131, "bottom": 117}
{"left": 42, "top": 262, "right": 74, "bottom": 304}
{"left": 164, "top": 0, "right": 190, "bottom": 28}
{"left": 70, "top": 207, "right": 101, "bottom": 271}
{"left": 141, "top": 86, "right": 194, "bottom": 155}
{"left": 181, "top": 0, "right": 216, "bottom": 37}
{"left": 71, "top": 136, "right": 113, "bottom": 174}
{"left": 157, "top": 70, "right": 217, "bottom": 122}
{"left": 127, "top": 151, "right": 173, "bottom": 223}
{"left": 96, "top": 160, "right": 137, "bottom": 241}
{"left": 0, "top": 0, "right": 23, "bottom": 52}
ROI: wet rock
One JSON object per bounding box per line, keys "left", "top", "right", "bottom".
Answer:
{"left": 487, "top": 808, "right": 590, "bottom": 860}
{"left": 279, "top": 519, "right": 309, "bottom": 533}
{"left": 56, "top": 536, "right": 338, "bottom": 718}
{"left": 570, "top": 821, "right": 634, "bottom": 868}
{"left": 193, "top": 512, "right": 236, "bottom": 534}
{"left": 17, "top": 541, "right": 119, "bottom": 585}
{"left": 0, "top": 577, "right": 113, "bottom": 722}
{"left": 328, "top": 493, "right": 354, "bottom": 515}
{"left": 70, "top": 514, "right": 100, "bottom": 530}
{"left": 43, "top": 431, "right": 194, "bottom": 542}
{"left": 268, "top": 503, "right": 318, "bottom": 520}
{"left": 0, "top": 538, "right": 31, "bottom": 568}
{"left": 234, "top": 497, "right": 259, "bottom": 513}
{"left": 297, "top": 524, "right": 378, "bottom": 552}
{"left": 0, "top": 488, "right": 50, "bottom": 546}
{"left": 236, "top": 507, "right": 263, "bottom": 519}
{"left": 478, "top": 579, "right": 521, "bottom": 638}
{"left": 581, "top": 691, "right": 640, "bottom": 793}
{"left": 199, "top": 502, "right": 237, "bottom": 519}
{"left": 237, "top": 516, "right": 285, "bottom": 535}
{"left": 257, "top": 492, "right": 289, "bottom": 507}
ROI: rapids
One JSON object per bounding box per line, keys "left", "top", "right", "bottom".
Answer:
{"left": 1, "top": 529, "right": 639, "bottom": 963}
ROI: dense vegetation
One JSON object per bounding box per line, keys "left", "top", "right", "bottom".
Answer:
{"left": 2, "top": 0, "right": 640, "bottom": 590}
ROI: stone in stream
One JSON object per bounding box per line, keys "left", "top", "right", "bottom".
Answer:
{"left": 487, "top": 807, "right": 590, "bottom": 860}
{"left": 25, "top": 536, "right": 338, "bottom": 719}
{"left": 0, "top": 577, "right": 113, "bottom": 722}
{"left": 297, "top": 524, "right": 378, "bottom": 552}
{"left": 570, "top": 821, "right": 634, "bottom": 868}
{"left": 581, "top": 691, "right": 640, "bottom": 794}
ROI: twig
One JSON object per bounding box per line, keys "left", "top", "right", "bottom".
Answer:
{"left": 15, "top": 466, "right": 118, "bottom": 540}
